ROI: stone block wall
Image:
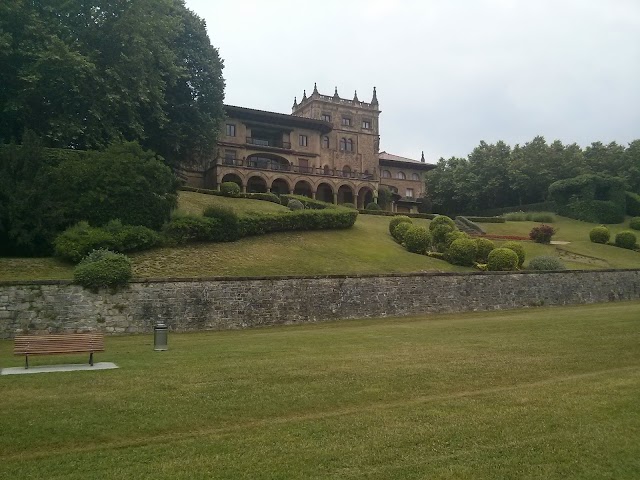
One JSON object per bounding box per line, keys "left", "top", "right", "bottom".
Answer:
{"left": 1, "top": 269, "right": 640, "bottom": 339}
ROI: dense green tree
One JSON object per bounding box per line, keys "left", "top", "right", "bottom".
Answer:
{"left": 0, "top": 0, "right": 224, "bottom": 167}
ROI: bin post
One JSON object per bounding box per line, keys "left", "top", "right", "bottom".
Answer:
{"left": 154, "top": 323, "right": 168, "bottom": 351}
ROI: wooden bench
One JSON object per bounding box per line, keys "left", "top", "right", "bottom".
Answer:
{"left": 14, "top": 333, "right": 105, "bottom": 369}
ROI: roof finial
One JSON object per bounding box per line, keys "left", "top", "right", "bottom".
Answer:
{"left": 313, "top": 82, "right": 318, "bottom": 94}
{"left": 421, "top": 151, "right": 425, "bottom": 163}
{"left": 302, "top": 89, "right": 307, "bottom": 101}
{"left": 292, "top": 96, "right": 298, "bottom": 109}
{"left": 353, "top": 90, "right": 359, "bottom": 102}
{"left": 333, "top": 86, "right": 339, "bottom": 99}
{"left": 371, "top": 86, "right": 378, "bottom": 105}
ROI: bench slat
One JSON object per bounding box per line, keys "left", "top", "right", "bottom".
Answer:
{"left": 14, "top": 333, "right": 105, "bottom": 356}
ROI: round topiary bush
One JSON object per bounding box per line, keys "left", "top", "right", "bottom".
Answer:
{"left": 403, "top": 226, "right": 431, "bottom": 254}
{"left": 629, "top": 217, "right": 640, "bottom": 230}
{"left": 429, "top": 215, "right": 455, "bottom": 232}
{"left": 389, "top": 216, "right": 412, "bottom": 235}
{"left": 589, "top": 225, "right": 610, "bottom": 244}
{"left": 220, "top": 182, "right": 241, "bottom": 197}
{"left": 446, "top": 238, "right": 478, "bottom": 266}
{"left": 475, "top": 237, "right": 496, "bottom": 263}
{"left": 615, "top": 231, "right": 637, "bottom": 250}
{"left": 365, "top": 202, "right": 381, "bottom": 211}
{"left": 342, "top": 203, "right": 357, "bottom": 209}
{"left": 528, "top": 255, "right": 567, "bottom": 271}
{"left": 444, "top": 230, "right": 468, "bottom": 249}
{"left": 487, "top": 248, "right": 519, "bottom": 271}
{"left": 73, "top": 249, "right": 132, "bottom": 289}
{"left": 502, "top": 241, "right": 526, "bottom": 267}
{"left": 392, "top": 221, "right": 413, "bottom": 243}
{"left": 287, "top": 199, "right": 304, "bottom": 211}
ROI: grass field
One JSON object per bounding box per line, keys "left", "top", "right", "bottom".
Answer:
{"left": 1, "top": 302, "right": 639, "bottom": 479}
{"left": 2, "top": 193, "right": 640, "bottom": 281}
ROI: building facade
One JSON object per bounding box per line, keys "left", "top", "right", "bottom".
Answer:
{"left": 184, "top": 85, "right": 434, "bottom": 212}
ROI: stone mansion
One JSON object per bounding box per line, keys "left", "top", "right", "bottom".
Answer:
{"left": 184, "top": 85, "right": 434, "bottom": 212}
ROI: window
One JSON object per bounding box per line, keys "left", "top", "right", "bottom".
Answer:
{"left": 341, "top": 117, "right": 351, "bottom": 126}
{"left": 382, "top": 170, "right": 391, "bottom": 178}
{"left": 299, "top": 134, "right": 308, "bottom": 147}
{"left": 397, "top": 171, "right": 406, "bottom": 180}
{"left": 322, "top": 136, "right": 329, "bottom": 148}
{"left": 362, "top": 119, "right": 371, "bottom": 129}
{"left": 346, "top": 139, "right": 353, "bottom": 152}
{"left": 406, "top": 188, "right": 414, "bottom": 198}
{"left": 411, "top": 173, "right": 420, "bottom": 181}
{"left": 223, "top": 150, "right": 236, "bottom": 165}
{"left": 321, "top": 114, "right": 331, "bottom": 122}
{"left": 298, "top": 159, "right": 310, "bottom": 173}
{"left": 342, "top": 165, "right": 351, "bottom": 177}
{"left": 225, "top": 124, "right": 236, "bottom": 137}
{"left": 339, "top": 138, "right": 346, "bottom": 151}
{"left": 323, "top": 165, "right": 331, "bottom": 175}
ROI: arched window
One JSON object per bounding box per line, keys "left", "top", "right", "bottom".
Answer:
{"left": 397, "top": 171, "right": 406, "bottom": 180}
{"left": 411, "top": 173, "right": 420, "bottom": 181}
{"left": 382, "top": 170, "right": 391, "bottom": 178}
{"left": 339, "top": 138, "right": 347, "bottom": 151}
{"left": 322, "top": 136, "right": 329, "bottom": 149}
{"left": 346, "top": 139, "right": 353, "bottom": 152}
{"left": 323, "top": 165, "right": 331, "bottom": 175}
{"left": 342, "top": 165, "right": 351, "bottom": 177}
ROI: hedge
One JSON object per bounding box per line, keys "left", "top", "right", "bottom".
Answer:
{"left": 455, "top": 216, "right": 485, "bottom": 234}
{"left": 73, "top": 249, "right": 132, "bottom": 289}
{"left": 463, "top": 216, "right": 506, "bottom": 224}
{"left": 358, "top": 210, "right": 437, "bottom": 219}
{"left": 238, "top": 209, "right": 358, "bottom": 237}
{"left": 476, "top": 202, "right": 557, "bottom": 217}
{"left": 626, "top": 192, "right": 640, "bottom": 216}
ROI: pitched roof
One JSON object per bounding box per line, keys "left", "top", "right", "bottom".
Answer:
{"left": 224, "top": 105, "right": 333, "bottom": 134}
{"left": 378, "top": 151, "right": 435, "bottom": 170}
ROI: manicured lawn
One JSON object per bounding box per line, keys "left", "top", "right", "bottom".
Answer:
{"left": 479, "top": 213, "right": 640, "bottom": 269}
{"left": 1, "top": 302, "right": 639, "bottom": 479}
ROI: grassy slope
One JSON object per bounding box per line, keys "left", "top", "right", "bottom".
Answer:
{"left": 480, "top": 214, "right": 640, "bottom": 269}
{"left": 2, "top": 195, "right": 640, "bottom": 281}
{"left": 1, "top": 302, "right": 639, "bottom": 479}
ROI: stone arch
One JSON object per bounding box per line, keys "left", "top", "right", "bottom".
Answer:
{"left": 357, "top": 186, "right": 375, "bottom": 209}
{"left": 337, "top": 184, "right": 355, "bottom": 205}
{"left": 293, "top": 180, "right": 313, "bottom": 198}
{"left": 247, "top": 174, "right": 268, "bottom": 193}
{"left": 270, "top": 177, "right": 291, "bottom": 195}
{"left": 316, "top": 182, "right": 334, "bottom": 203}
{"left": 221, "top": 173, "right": 243, "bottom": 190}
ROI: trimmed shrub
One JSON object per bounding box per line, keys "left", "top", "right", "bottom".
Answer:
{"left": 241, "top": 192, "right": 280, "bottom": 204}
{"left": 342, "top": 203, "right": 357, "bottom": 209}
{"left": 446, "top": 238, "right": 478, "bottom": 266}
{"left": 365, "top": 202, "right": 381, "bottom": 211}
{"left": 629, "top": 217, "right": 640, "bottom": 231}
{"left": 54, "top": 222, "right": 117, "bottom": 263}
{"left": 403, "top": 226, "right": 431, "bottom": 254}
{"left": 429, "top": 215, "right": 456, "bottom": 231}
{"left": 280, "top": 194, "right": 331, "bottom": 210}
{"left": 528, "top": 256, "right": 567, "bottom": 271}
{"left": 388, "top": 216, "right": 412, "bottom": 235}
{"left": 589, "top": 225, "right": 610, "bottom": 244}
{"left": 220, "top": 182, "right": 241, "bottom": 197}
{"left": 475, "top": 237, "right": 496, "bottom": 263}
{"left": 626, "top": 192, "right": 640, "bottom": 216}
{"left": 73, "top": 249, "right": 132, "bottom": 289}
{"left": 392, "top": 222, "right": 413, "bottom": 243}
{"left": 162, "top": 215, "right": 217, "bottom": 244}
{"left": 104, "top": 220, "right": 160, "bottom": 253}
{"left": 203, "top": 205, "right": 240, "bottom": 242}
{"left": 238, "top": 209, "right": 358, "bottom": 237}
{"left": 487, "top": 248, "right": 519, "bottom": 271}
{"left": 504, "top": 212, "right": 527, "bottom": 221}
{"left": 615, "top": 231, "right": 637, "bottom": 250}
{"left": 531, "top": 213, "right": 555, "bottom": 223}
{"left": 529, "top": 224, "right": 555, "bottom": 244}
{"left": 287, "top": 199, "right": 304, "bottom": 211}
{"left": 502, "top": 241, "right": 526, "bottom": 267}
{"left": 464, "top": 216, "right": 505, "bottom": 224}
{"left": 444, "top": 230, "right": 468, "bottom": 250}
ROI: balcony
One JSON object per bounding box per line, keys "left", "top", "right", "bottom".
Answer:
{"left": 246, "top": 137, "right": 291, "bottom": 149}
{"left": 219, "top": 157, "right": 376, "bottom": 181}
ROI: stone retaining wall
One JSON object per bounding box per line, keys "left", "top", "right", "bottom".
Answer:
{"left": 1, "top": 269, "right": 640, "bottom": 338}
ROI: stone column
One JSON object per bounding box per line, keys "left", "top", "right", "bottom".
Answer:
{"left": 333, "top": 193, "right": 338, "bottom": 205}
{"left": 311, "top": 191, "right": 317, "bottom": 200}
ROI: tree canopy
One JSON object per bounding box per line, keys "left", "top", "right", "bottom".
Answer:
{"left": 426, "top": 137, "right": 640, "bottom": 215}
{"left": 0, "top": 0, "right": 225, "bottom": 168}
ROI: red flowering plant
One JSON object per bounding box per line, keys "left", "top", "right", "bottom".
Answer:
{"left": 529, "top": 224, "right": 556, "bottom": 244}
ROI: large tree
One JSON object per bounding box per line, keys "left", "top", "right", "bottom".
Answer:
{"left": 0, "top": 0, "right": 224, "bottom": 167}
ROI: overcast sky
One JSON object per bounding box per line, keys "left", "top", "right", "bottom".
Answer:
{"left": 185, "top": 0, "right": 640, "bottom": 162}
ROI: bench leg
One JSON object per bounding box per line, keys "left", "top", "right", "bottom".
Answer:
{"left": 25, "top": 355, "right": 28, "bottom": 369}
{"left": 89, "top": 352, "right": 94, "bottom": 366}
